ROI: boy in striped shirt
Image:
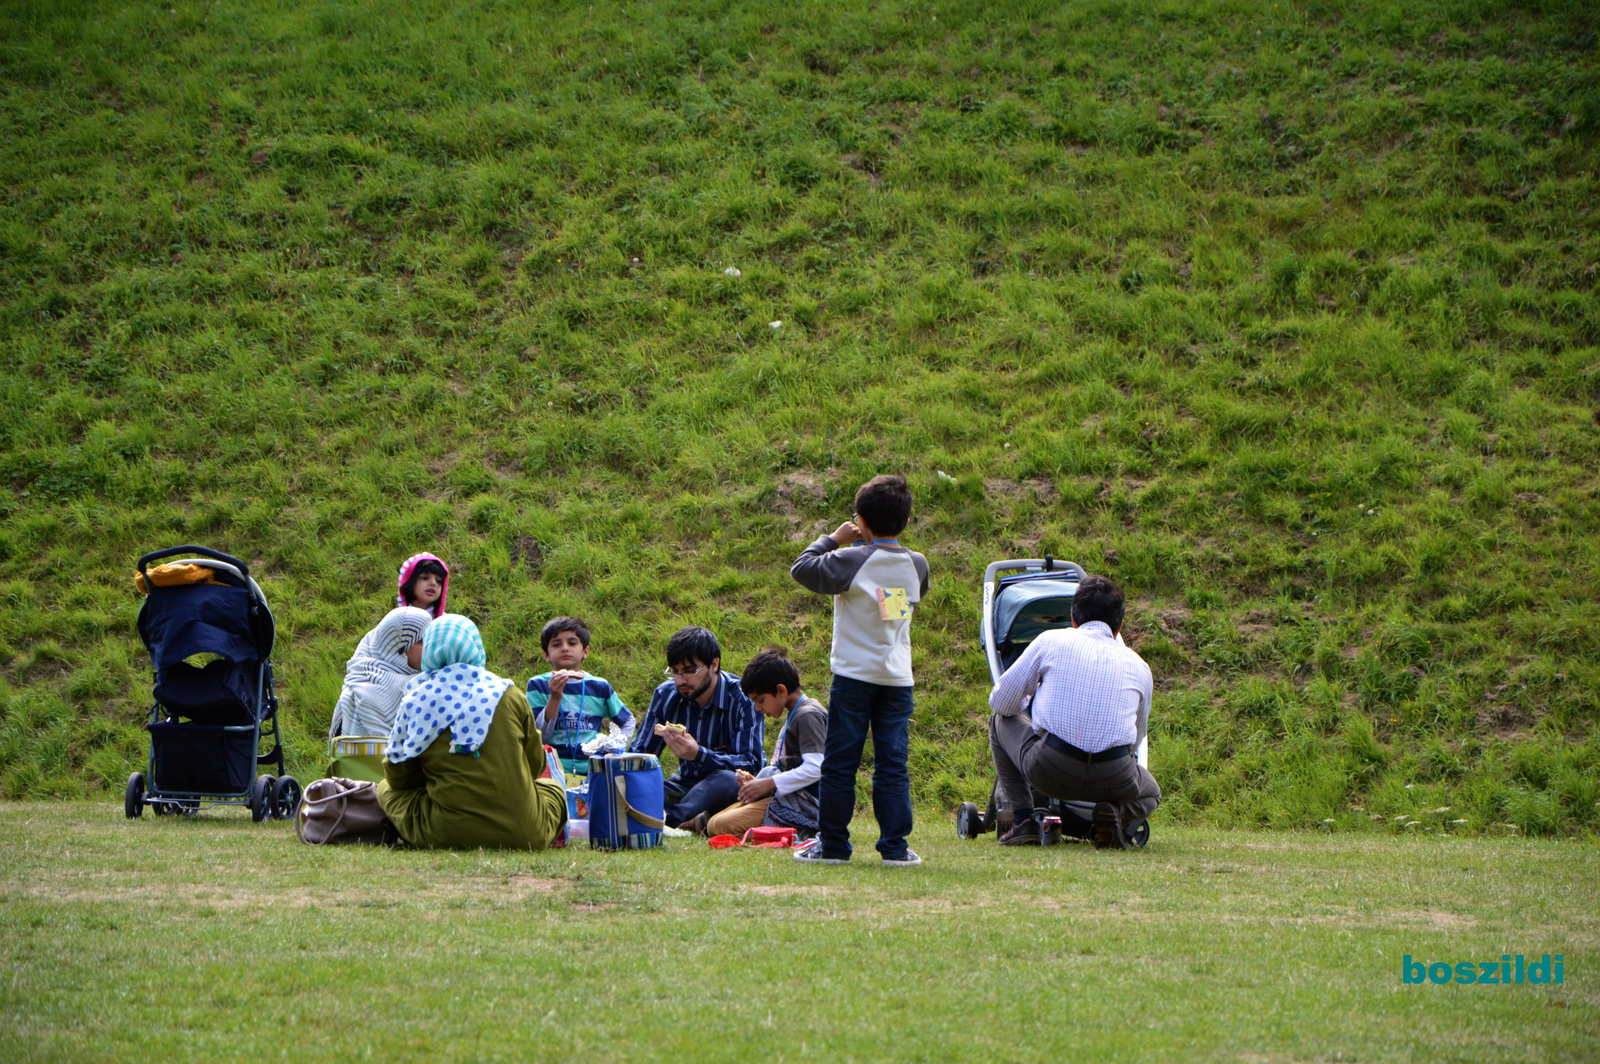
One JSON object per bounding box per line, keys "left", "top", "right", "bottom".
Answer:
{"left": 527, "top": 617, "right": 636, "bottom": 776}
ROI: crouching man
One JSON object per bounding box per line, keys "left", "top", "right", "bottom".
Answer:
{"left": 988, "top": 574, "right": 1160, "bottom": 849}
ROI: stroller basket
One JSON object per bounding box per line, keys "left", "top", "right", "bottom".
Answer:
{"left": 149, "top": 722, "right": 259, "bottom": 795}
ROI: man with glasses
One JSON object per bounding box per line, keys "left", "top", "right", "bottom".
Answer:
{"left": 627, "top": 625, "right": 763, "bottom": 831}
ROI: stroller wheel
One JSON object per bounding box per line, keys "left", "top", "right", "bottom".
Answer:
{"left": 124, "top": 773, "right": 145, "bottom": 819}
{"left": 272, "top": 776, "right": 303, "bottom": 821}
{"left": 250, "top": 775, "right": 275, "bottom": 822}
{"left": 956, "top": 802, "right": 985, "bottom": 840}
{"left": 1126, "top": 819, "right": 1150, "bottom": 848}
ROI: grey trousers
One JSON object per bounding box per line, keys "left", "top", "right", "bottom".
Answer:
{"left": 989, "top": 712, "right": 1162, "bottom": 826}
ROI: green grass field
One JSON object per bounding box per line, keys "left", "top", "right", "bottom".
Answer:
{"left": 3, "top": 0, "right": 1599, "bottom": 819}
{"left": 2, "top": 803, "right": 1595, "bottom": 1063}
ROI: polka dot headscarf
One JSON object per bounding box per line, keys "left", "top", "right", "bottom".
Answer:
{"left": 387, "top": 614, "right": 512, "bottom": 761}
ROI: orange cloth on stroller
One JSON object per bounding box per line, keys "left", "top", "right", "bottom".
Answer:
{"left": 134, "top": 562, "right": 226, "bottom": 595}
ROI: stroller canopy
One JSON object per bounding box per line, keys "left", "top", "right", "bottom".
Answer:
{"left": 994, "top": 578, "right": 1077, "bottom": 649}
{"left": 139, "top": 582, "right": 265, "bottom": 670}
{"left": 136, "top": 556, "right": 274, "bottom": 723}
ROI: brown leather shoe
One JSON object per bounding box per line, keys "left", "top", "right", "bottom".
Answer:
{"left": 1000, "top": 818, "right": 1042, "bottom": 846}
{"left": 1091, "top": 803, "right": 1127, "bottom": 849}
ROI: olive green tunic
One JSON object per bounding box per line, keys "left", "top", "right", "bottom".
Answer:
{"left": 378, "top": 686, "right": 567, "bottom": 850}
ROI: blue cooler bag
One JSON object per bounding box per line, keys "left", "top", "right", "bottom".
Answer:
{"left": 588, "top": 753, "right": 665, "bottom": 850}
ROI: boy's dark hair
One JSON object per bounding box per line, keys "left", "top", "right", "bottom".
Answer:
{"left": 1071, "top": 575, "right": 1125, "bottom": 633}
{"left": 739, "top": 647, "right": 802, "bottom": 697}
{"left": 665, "top": 625, "right": 721, "bottom": 669}
{"left": 540, "top": 616, "right": 591, "bottom": 653}
{"left": 854, "top": 474, "right": 913, "bottom": 538}
{"left": 401, "top": 558, "right": 448, "bottom": 602}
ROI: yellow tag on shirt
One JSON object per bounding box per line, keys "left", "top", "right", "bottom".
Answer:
{"left": 877, "top": 587, "right": 912, "bottom": 620}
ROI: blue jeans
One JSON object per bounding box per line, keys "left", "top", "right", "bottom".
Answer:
{"left": 663, "top": 770, "right": 738, "bottom": 827}
{"left": 815, "top": 675, "right": 914, "bottom": 860}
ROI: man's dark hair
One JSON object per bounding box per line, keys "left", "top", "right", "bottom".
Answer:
{"left": 1071, "top": 575, "right": 1125, "bottom": 633}
{"left": 665, "top": 625, "right": 721, "bottom": 669}
{"left": 854, "top": 474, "right": 913, "bottom": 538}
{"left": 400, "top": 558, "right": 448, "bottom": 602}
{"left": 540, "top": 616, "right": 591, "bottom": 653}
{"left": 739, "top": 647, "right": 801, "bottom": 697}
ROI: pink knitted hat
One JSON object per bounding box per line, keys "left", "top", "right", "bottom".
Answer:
{"left": 397, "top": 552, "right": 450, "bottom": 618}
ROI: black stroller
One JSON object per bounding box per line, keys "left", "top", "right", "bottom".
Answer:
{"left": 125, "top": 546, "right": 300, "bottom": 821}
{"left": 956, "top": 557, "right": 1150, "bottom": 846}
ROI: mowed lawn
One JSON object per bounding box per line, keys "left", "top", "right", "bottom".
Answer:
{"left": 1, "top": 803, "right": 1593, "bottom": 1063}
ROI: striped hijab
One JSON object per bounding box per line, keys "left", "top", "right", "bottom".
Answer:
{"left": 329, "top": 607, "right": 432, "bottom": 738}
{"left": 387, "top": 614, "right": 512, "bottom": 762}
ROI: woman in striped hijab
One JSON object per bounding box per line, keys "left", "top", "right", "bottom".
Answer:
{"left": 378, "top": 614, "right": 567, "bottom": 850}
{"left": 328, "top": 606, "right": 433, "bottom": 739}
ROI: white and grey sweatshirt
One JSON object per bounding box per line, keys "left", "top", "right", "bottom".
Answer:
{"left": 791, "top": 536, "right": 931, "bottom": 687}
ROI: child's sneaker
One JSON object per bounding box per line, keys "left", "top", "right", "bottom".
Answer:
{"left": 881, "top": 849, "right": 923, "bottom": 867}
{"left": 792, "top": 839, "right": 849, "bottom": 865}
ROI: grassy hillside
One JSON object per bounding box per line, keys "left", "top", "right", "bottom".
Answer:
{"left": 1, "top": 0, "right": 1597, "bottom": 833}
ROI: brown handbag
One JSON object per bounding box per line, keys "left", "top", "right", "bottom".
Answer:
{"left": 296, "top": 776, "right": 394, "bottom": 845}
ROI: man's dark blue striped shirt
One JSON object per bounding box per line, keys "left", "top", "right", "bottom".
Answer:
{"left": 628, "top": 671, "right": 763, "bottom": 783}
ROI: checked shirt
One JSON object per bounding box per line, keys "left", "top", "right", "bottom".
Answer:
{"left": 989, "top": 621, "right": 1153, "bottom": 754}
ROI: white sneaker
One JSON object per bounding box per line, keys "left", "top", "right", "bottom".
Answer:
{"left": 882, "top": 849, "right": 923, "bottom": 867}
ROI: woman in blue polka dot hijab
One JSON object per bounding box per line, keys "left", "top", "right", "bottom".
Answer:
{"left": 387, "top": 614, "right": 510, "bottom": 760}
{"left": 378, "top": 614, "right": 568, "bottom": 850}
{"left": 387, "top": 611, "right": 512, "bottom": 758}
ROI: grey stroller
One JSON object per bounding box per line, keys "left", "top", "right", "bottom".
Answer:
{"left": 956, "top": 557, "right": 1150, "bottom": 846}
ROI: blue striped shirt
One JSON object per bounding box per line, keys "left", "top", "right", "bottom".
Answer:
{"left": 527, "top": 672, "right": 636, "bottom": 775}
{"left": 628, "top": 671, "right": 763, "bottom": 783}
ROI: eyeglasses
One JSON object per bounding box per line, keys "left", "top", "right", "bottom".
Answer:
{"left": 663, "top": 664, "right": 708, "bottom": 679}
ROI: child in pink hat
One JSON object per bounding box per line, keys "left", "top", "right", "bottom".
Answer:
{"left": 397, "top": 553, "right": 450, "bottom": 618}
